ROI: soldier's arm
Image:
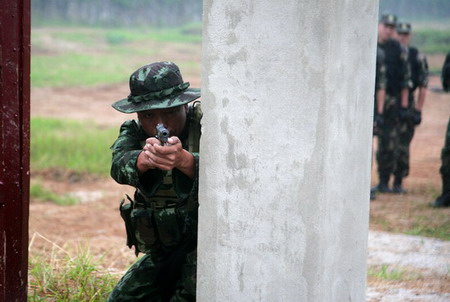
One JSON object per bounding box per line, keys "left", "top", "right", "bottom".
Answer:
{"left": 376, "top": 89, "right": 386, "bottom": 114}
{"left": 400, "top": 45, "right": 410, "bottom": 108}
{"left": 415, "top": 53, "right": 429, "bottom": 111}
{"left": 110, "top": 120, "right": 148, "bottom": 186}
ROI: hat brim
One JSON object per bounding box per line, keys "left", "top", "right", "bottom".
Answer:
{"left": 112, "top": 88, "right": 201, "bottom": 113}
{"left": 397, "top": 29, "right": 410, "bottom": 34}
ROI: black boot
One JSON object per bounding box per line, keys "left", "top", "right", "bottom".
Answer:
{"left": 431, "top": 191, "right": 450, "bottom": 208}
{"left": 392, "top": 176, "right": 407, "bottom": 194}
{"left": 373, "top": 175, "right": 392, "bottom": 193}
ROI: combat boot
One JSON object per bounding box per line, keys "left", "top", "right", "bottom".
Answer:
{"left": 431, "top": 191, "right": 450, "bottom": 208}
{"left": 372, "top": 175, "right": 392, "bottom": 193}
{"left": 392, "top": 176, "right": 407, "bottom": 194}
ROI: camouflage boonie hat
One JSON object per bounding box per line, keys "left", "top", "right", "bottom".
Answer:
{"left": 380, "top": 14, "right": 397, "bottom": 26}
{"left": 397, "top": 22, "right": 411, "bottom": 34}
{"left": 112, "top": 61, "right": 200, "bottom": 113}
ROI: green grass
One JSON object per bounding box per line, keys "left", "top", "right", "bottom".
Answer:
{"left": 30, "top": 182, "right": 78, "bottom": 205}
{"left": 412, "top": 28, "right": 450, "bottom": 54}
{"left": 406, "top": 220, "right": 450, "bottom": 240}
{"left": 28, "top": 245, "right": 118, "bottom": 301}
{"left": 367, "top": 264, "right": 407, "bottom": 281}
{"left": 31, "top": 24, "right": 202, "bottom": 87}
{"left": 31, "top": 53, "right": 131, "bottom": 87}
{"left": 31, "top": 118, "right": 118, "bottom": 176}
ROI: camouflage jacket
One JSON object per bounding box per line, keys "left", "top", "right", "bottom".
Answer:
{"left": 407, "top": 46, "right": 429, "bottom": 91}
{"left": 378, "top": 38, "right": 410, "bottom": 96}
{"left": 110, "top": 102, "right": 202, "bottom": 202}
{"left": 375, "top": 46, "right": 387, "bottom": 91}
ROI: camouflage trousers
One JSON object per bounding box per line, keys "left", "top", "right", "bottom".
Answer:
{"left": 394, "top": 118, "right": 415, "bottom": 178}
{"left": 108, "top": 242, "right": 196, "bottom": 302}
{"left": 440, "top": 118, "right": 450, "bottom": 193}
{"left": 376, "top": 95, "right": 400, "bottom": 178}
{"left": 376, "top": 94, "right": 416, "bottom": 179}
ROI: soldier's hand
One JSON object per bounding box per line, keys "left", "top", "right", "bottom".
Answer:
{"left": 374, "top": 114, "right": 384, "bottom": 127}
{"left": 143, "top": 136, "right": 185, "bottom": 171}
{"left": 398, "top": 107, "right": 410, "bottom": 122}
{"left": 412, "top": 109, "right": 422, "bottom": 125}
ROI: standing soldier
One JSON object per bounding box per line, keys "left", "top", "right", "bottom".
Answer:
{"left": 393, "top": 22, "right": 429, "bottom": 193}
{"left": 371, "top": 46, "right": 387, "bottom": 200}
{"left": 373, "top": 14, "right": 410, "bottom": 193}
{"left": 431, "top": 118, "right": 450, "bottom": 208}
{"left": 108, "top": 61, "right": 202, "bottom": 301}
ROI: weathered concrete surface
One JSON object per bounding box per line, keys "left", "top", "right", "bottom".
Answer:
{"left": 198, "top": 0, "right": 378, "bottom": 301}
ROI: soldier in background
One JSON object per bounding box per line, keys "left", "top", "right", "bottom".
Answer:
{"left": 392, "top": 21, "right": 429, "bottom": 193}
{"left": 432, "top": 54, "right": 450, "bottom": 207}
{"left": 431, "top": 118, "right": 450, "bottom": 207}
{"left": 371, "top": 46, "right": 387, "bottom": 200}
{"left": 373, "top": 14, "right": 410, "bottom": 193}
{"left": 442, "top": 52, "right": 450, "bottom": 92}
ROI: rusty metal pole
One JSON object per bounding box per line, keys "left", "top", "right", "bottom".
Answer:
{"left": 0, "top": 0, "right": 31, "bottom": 301}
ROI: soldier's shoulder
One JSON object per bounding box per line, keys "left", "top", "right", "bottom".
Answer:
{"left": 189, "top": 101, "right": 203, "bottom": 122}
{"left": 386, "top": 38, "right": 401, "bottom": 48}
{"left": 409, "top": 46, "right": 419, "bottom": 56}
{"left": 120, "top": 119, "right": 139, "bottom": 129}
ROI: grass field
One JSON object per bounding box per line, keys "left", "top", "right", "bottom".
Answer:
{"left": 31, "top": 118, "right": 117, "bottom": 176}
{"left": 31, "top": 24, "right": 202, "bottom": 87}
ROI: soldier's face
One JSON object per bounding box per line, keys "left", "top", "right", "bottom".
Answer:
{"left": 379, "top": 23, "right": 396, "bottom": 42}
{"left": 397, "top": 33, "right": 411, "bottom": 46}
{"left": 137, "top": 104, "right": 188, "bottom": 137}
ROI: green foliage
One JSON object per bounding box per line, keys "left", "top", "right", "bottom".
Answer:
{"left": 149, "top": 24, "right": 202, "bottom": 43}
{"left": 412, "top": 29, "right": 450, "bottom": 54}
{"left": 30, "top": 182, "right": 78, "bottom": 205}
{"left": 31, "top": 53, "right": 131, "bottom": 87}
{"left": 31, "top": 118, "right": 118, "bottom": 176}
{"left": 28, "top": 245, "right": 118, "bottom": 301}
{"left": 31, "top": 25, "right": 201, "bottom": 87}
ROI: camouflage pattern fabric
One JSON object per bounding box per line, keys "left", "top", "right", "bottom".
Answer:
{"left": 376, "top": 94, "right": 400, "bottom": 177}
{"left": 107, "top": 245, "right": 197, "bottom": 302}
{"left": 393, "top": 119, "right": 415, "bottom": 178}
{"left": 378, "top": 39, "right": 410, "bottom": 96}
{"left": 394, "top": 47, "right": 429, "bottom": 179}
{"left": 441, "top": 118, "right": 450, "bottom": 193}
{"left": 112, "top": 62, "right": 201, "bottom": 113}
{"left": 376, "top": 39, "right": 410, "bottom": 179}
{"left": 375, "top": 47, "right": 387, "bottom": 92}
{"left": 108, "top": 103, "right": 202, "bottom": 302}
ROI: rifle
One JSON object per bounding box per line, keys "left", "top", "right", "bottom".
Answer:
{"left": 155, "top": 123, "right": 170, "bottom": 146}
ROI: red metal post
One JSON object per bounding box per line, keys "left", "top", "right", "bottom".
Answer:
{"left": 0, "top": 0, "right": 31, "bottom": 301}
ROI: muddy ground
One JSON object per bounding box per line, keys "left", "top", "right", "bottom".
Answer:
{"left": 29, "top": 75, "right": 449, "bottom": 300}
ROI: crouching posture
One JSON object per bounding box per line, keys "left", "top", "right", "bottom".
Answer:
{"left": 108, "top": 61, "right": 202, "bottom": 302}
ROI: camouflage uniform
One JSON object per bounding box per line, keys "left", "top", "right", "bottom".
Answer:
{"left": 442, "top": 52, "right": 450, "bottom": 92}
{"left": 108, "top": 62, "right": 201, "bottom": 301}
{"left": 371, "top": 46, "right": 387, "bottom": 200}
{"left": 432, "top": 118, "right": 450, "bottom": 207}
{"left": 394, "top": 46, "right": 428, "bottom": 182}
{"left": 375, "top": 38, "right": 410, "bottom": 189}
{"left": 373, "top": 46, "right": 387, "bottom": 135}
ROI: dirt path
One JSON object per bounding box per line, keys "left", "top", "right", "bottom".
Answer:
{"left": 29, "top": 75, "right": 450, "bottom": 299}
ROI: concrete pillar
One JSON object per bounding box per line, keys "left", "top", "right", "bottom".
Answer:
{"left": 198, "top": 0, "right": 378, "bottom": 301}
